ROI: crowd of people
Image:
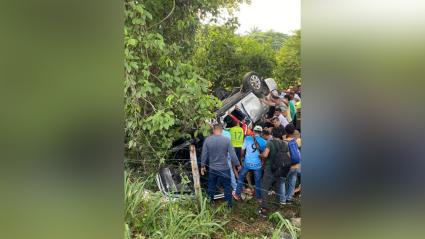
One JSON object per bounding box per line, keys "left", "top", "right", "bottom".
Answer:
{"left": 200, "top": 86, "right": 302, "bottom": 216}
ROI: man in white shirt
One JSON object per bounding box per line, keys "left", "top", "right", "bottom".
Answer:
{"left": 274, "top": 107, "right": 289, "bottom": 127}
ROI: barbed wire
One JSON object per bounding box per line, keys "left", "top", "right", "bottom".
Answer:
{"left": 157, "top": 163, "right": 301, "bottom": 209}
{"left": 201, "top": 164, "right": 300, "bottom": 207}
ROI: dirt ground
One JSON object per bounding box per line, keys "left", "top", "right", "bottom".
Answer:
{"left": 214, "top": 193, "right": 301, "bottom": 238}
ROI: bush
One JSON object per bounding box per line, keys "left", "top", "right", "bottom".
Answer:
{"left": 125, "top": 172, "right": 226, "bottom": 238}
{"left": 269, "top": 212, "right": 301, "bottom": 239}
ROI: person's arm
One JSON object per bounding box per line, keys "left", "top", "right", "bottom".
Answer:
{"left": 241, "top": 138, "right": 246, "bottom": 158}
{"left": 228, "top": 114, "right": 240, "bottom": 124}
{"left": 260, "top": 145, "right": 270, "bottom": 168}
{"left": 261, "top": 97, "right": 276, "bottom": 106}
{"left": 200, "top": 139, "right": 208, "bottom": 175}
{"left": 284, "top": 142, "right": 291, "bottom": 158}
{"left": 261, "top": 147, "right": 270, "bottom": 158}
{"left": 228, "top": 141, "right": 240, "bottom": 168}
{"left": 262, "top": 141, "right": 272, "bottom": 158}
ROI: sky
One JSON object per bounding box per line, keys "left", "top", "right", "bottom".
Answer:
{"left": 235, "top": 0, "right": 300, "bottom": 35}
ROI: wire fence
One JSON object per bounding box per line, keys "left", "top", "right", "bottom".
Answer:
{"left": 200, "top": 164, "right": 301, "bottom": 208}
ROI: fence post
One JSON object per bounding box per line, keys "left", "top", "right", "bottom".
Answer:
{"left": 189, "top": 144, "right": 201, "bottom": 196}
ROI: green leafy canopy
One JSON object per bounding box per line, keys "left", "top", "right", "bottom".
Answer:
{"left": 124, "top": 0, "right": 245, "bottom": 167}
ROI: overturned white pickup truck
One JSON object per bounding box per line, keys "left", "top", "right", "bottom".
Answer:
{"left": 156, "top": 72, "right": 277, "bottom": 199}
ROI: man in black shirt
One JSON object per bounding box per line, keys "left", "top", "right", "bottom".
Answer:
{"left": 271, "top": 116, "right": 286, "bottom": 137}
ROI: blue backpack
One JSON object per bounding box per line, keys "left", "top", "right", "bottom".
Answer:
{"left": 287, "top": 139, "right": 301, "bottom": 165}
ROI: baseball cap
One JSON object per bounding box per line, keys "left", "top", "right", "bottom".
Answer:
{"left": 253, "top": 125, "right": 263, "bottom": 132}
{"left": 271, "top": 89, "right": 280, "bottom": 99}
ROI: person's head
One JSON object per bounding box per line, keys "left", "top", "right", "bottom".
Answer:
{"left": 284, "top": 94, "right": 291, "bottom": 102}
{"left": 276, "top": 106, "right": 288, "bottom": 117}
{"left": 271, "top": 126, "right": 284, "bottom": 139}
{"left": 290, "top": 93, "right": 295, "bottom": 100}
{"left": 271, "top": 89, "right": 280, "bottom": 99}
{"left": 284, "top": 123, "right": 296, "bottom": 137}
{"left": 274, "top": 107, "right": 282, "bottom": 117}
{"left": 294, "top": 130, "right": 301, "bottom": 139}
{"left": 253, "top": 125, "right": 263, "bottom": 135}
{"left": 272, "top": 116, "right": 280, "bottom": 128}
{"left": 270, "top": 90, "right": 280, "bottom": 103}
{"left": 212, "top": 123, "right": 223, "bottom": 135}
{"left": 261, "top": 128, "right": 271, "bottom": 139}
{"left": 294, "top": 94, "right": 301, "bottom": 102}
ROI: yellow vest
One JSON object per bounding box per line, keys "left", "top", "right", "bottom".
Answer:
{"left": 296, "top": 101, "right": 301, "bottom": 109}
{"left": 229, "top": 126, "right": 244, "bottom": 147}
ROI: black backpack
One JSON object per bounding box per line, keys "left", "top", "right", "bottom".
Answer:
{"left": 270, "top": 140, "right": 291, "bottom": 177}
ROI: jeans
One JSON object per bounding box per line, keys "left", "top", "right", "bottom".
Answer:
{"left": 260, "top": 166, "right": 279, "bottom": 208}
{"left": 285, "top": 167, "right": 301, "bottom": 201}
{"left": 236, "top": 167, "right": 262, "bottom": 199}
{"left": 278, "top": 176, "right": 287, "bottom": 203}
{"left": 208, "top": 169, "right": 233, "bottom": 207}
{"left": 234, "top": 147, "right": 242, "bottom": 164}
{"left": 261, "top": 165, "right": 291, "bottom": 208}
{"left": 227, "top": 159, "right": 237, "bottom": 191}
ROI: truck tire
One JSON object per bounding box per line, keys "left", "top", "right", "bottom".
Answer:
{"left": 241, "top": 72, "right": 268, "bottom": 97}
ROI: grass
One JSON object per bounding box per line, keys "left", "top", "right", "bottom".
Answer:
{"left": 215, "top": 196, "right": 301, "bottom": 238}
{"left": 270, "top": 212, "right": 300, "bottom": 239}
{"left": 125, "top": 172, "right": 226, "bottom": 239}
{"left": 125, "top": 172, "right": 301, "bottom": 238}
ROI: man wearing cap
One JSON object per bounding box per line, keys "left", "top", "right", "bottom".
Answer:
{"left": 234, "top": 125, "right": 267, "bottom": 202}
{"left": 261, "top": 89, "right": 284, "bottom": 119}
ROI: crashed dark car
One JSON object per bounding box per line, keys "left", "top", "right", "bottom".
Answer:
{"left": 156, "top": 72, "right": 277, "bottom": 199}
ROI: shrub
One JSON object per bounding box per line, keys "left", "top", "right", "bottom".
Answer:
{"left": 269, "top": 212, "right": 300, "bottom": 239}
{"left": 124, "top": 172, "right": 226, "bottom": 238}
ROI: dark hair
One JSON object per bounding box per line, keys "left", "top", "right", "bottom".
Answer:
{"left": 284, "top": 94, "right": 291, "bottom": 101}
{"left": 272, "top": 116, "right": 280, "bottom": 121}
{"left": 285, "top": 123, "right": 296, "bottom": 135}
{"left": 271, "top": 127, "right": 284, "bottom": 139}
{"left": 275, "top": 107, "right": 282, "bottom": 112}
{"left": 262, "top": 129, "right": 271, "bottom": 136}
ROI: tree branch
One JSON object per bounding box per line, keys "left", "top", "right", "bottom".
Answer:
{"left": 147, "top": 0, "right": 176, "bottom": 30}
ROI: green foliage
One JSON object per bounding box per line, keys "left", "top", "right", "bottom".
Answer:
{"left": 247, "top": 30, "right": 289, "bottom": 51}
{"left": 124, "top": 0, "right": 302, "bottom": 237}
{"left": 193, "top": 25, "right": 276, "bottom": 90}
{"left": 124, "top": 173, "right": 226, "bottom": 239}
{"left": 269, "top": 212, "right": 300, "bottom": 239}
{"left": 192, "top": 25, "right": 240, "bottom": 89}
{"left": 124, "top": 0, "right": 300, "bottom": 169}
{"left": 273, "top": 30, "right": 301, "bottom": 88}
{"left": 125, "top": 0, "right": 251, "bottom": 167}
{"left": 235, "top": 35, "right": 276, "bottom": 81}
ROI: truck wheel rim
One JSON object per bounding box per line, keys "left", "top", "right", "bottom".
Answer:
{"left": 249, "top": 75, "right": 261, "bottom": 90}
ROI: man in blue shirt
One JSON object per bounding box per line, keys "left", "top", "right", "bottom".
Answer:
{"left": 234, "top": 125, "right": 267, "bottom": 201}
